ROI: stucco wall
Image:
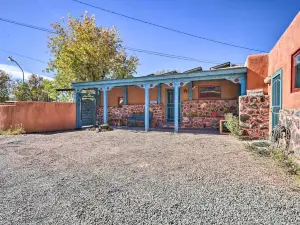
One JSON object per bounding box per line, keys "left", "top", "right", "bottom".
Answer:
{"left": 0, "top": 102, "right": 76, "bottom": 133}
{"left": 268, "top": 12, "right": 300, "bottom": 109}
{"left": 245, "top": 54, "right": 269, "bottom": 94}
{"left": 100, "top": 80, "right": 239, "bottom": 107}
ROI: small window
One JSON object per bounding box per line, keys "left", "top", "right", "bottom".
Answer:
{"left": 292, "top": 49, "right": 300, "bottom": 92}
{"left": 118, "top": 97, "right": 124, "bottom": 107}
{"left": 199, "top": 86, "right": 221, "bottom": 98}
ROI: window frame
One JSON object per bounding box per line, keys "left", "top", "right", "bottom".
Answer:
{"left": 291, "top": 48, "right": 300, "bottom": 93}
{"left": 198, "top": 86, "right": 222, "bottom": 99}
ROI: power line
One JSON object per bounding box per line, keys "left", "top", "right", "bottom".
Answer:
{"left": 72, "top": 0, "right": 267, "bottom": 53}
{"left": 0, "top": 48, "right": 48, "bottom": 64}
{"left": 0, "top": 17, "right": 242, "bottom": 65}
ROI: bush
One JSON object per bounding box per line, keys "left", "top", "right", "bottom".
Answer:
{"left": 225, "top": 114, "right": 242, "bottom": 137}
{"left": 0, "top": 124, "right": 26, "bottom": 135}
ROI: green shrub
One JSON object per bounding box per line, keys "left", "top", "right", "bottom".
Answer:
{"left": 224, "top": 114, "right": 242, "bottom": 137}
{"left": 0, "top": 124, "right": 26, "bottom": 135}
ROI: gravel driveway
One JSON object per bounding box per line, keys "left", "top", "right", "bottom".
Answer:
{"left": 0, "top": 130, "right": 299, "bottom": 224}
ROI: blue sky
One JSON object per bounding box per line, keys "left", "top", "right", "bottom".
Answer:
{"left": 0, "top": 0, "right": 299, "bottom": 80}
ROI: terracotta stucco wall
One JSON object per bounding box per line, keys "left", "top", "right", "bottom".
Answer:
{"left": 100, "top": 80, "right": 239, "bottom": 107}
{"left": 245, "top": 54, "right": 269, "bottom": 94}
{"left": 268, "top": 12, "right": 300, "bottom": 109}
{"left": 0, "top": 102, "right": 76, "bottom": 133}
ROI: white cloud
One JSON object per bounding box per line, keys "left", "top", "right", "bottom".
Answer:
{"left": 0, "top": 64, "right": 53, "bottom": 81}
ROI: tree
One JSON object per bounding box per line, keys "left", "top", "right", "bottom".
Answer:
{"left": 0, "top": 70, "right": 11, "bottom": 103}
{"left": 12, "top": 74, "right": 49, "bottom": 101}
{"left": 155, "top": 69, "right": 180, "bottom": 75}
{"left": 46, "top": 12, "right": 139, "bottom": 91}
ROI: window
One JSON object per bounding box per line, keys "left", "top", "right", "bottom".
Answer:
{"left": 118, "top": 97, "right": 124, "bottom": 107}
{"left": 292, "top": 49, "right": 300, "bottom": 92}
{"left": 199, "top": 86, "right": 221, "bottom": 98}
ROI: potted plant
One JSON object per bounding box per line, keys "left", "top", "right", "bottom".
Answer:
{"left": 211, "top": 107, "right": 218, "bottom": 117}
{"left": 152, "top": 119, "right": 158, "bottom": 128}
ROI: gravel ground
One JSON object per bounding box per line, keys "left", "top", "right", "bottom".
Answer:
{"left": 0, "top": 129, "right": 299, "bottom": 224}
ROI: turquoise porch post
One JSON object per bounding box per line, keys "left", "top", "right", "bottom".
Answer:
{"left": 174, "top": 83, "right": 179, "bottom": 133}
{"left": 74, "top": 89, "right": 81, "bottom": 129}
{"left": 157, "top": 84, "right": 161, "bottom": 104}
{"left": 189, "top": 82, "right": 193, "bottom": 100}
{"left": 103, "top": 88, "right": 108, "bottom": 124}
{"left": 240, "top": 76, "right": 247, "bottom": 96}
{"left": 124, "top": 86, "right": 128, "bottom": 104}
{"left": 145, "top": 85, "right": 150, "bottom": 131}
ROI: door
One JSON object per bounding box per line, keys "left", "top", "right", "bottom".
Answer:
{"left": 80, "top": 93, "right": 96, "bottom": 127}
{"left": 271, "top": 70, "right": 282, "bottom": 128}
{"left": 166, "top": 89, "right": 181, "bottom": 123}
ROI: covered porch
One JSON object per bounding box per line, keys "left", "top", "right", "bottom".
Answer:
{"left": 72, "top": 67, "right": 247, "bottom": 132}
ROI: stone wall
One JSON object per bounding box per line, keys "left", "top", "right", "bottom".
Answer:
{"left": 181, "top": 100, "right": 238, "bottom": 129}
{"left": 239, "top": 95, "right": 270, "bottom": 139}
{"left": 279, "top": 109, "right": 300, "bottom": 163}
{"left": 97, "top": 104, "right": 164, "bottom": 126}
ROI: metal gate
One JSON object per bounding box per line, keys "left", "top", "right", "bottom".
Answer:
{"left": 166, "top": 89, "right": 181, "bottom": 123}
{"left": 271, "top": 70, "right": 282, "bottom": 128}
{"left": 80, "top": 93, "right": 96, "bottom": 127}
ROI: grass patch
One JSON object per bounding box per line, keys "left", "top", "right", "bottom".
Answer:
{"left": 271, "top": 149, "right": 300, "bottom": 176}
{"left": 0, "top": 124, "right": 26, "bottom": 135}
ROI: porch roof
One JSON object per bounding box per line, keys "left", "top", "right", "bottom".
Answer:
{"left": 72, "top": 67, "right": 247, "bottom": 90}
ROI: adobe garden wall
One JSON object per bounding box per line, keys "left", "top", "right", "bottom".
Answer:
{"left": 279, "top": 109, "right": 300, "bottom": 163}
{"left": 239, "top": 95, "right": 270, "bottom": 139}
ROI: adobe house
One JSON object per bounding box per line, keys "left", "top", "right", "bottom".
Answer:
{"left": 72, "top": 12, "right": 300, "bottom": 145}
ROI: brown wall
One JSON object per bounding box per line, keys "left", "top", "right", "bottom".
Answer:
{"left": 0, "top": 102, "right": 76, "bottom": 133}
{"left": 268, "top": 12, "right": 300, "bottom": 109}
{"left": 245, "top": 54, "right": 269, "bottom": 94}
{"left": 101, "top": 80, "right": 239, "bottom": 107}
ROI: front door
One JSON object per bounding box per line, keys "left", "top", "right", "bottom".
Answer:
{"left": 271, "top": 70, "right": 282, "bottom": 128}
{"left": 166, "top": 89, "right": 181, "bottom": 123}
{"left": 80, "top": 93, "right": 96, "bottom": 127}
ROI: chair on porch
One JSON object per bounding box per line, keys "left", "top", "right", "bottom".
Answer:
{"left": 127, "top": 112, "right": 152, "bottom": 127}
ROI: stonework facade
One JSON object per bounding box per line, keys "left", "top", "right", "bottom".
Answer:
{"left": 279, "top": 109, "right": 300, "bottom": 163}
{"left": 181, "top": 100, "right": 238, "bottom": 128}
{"left": 97, "top": 104, "right": 164, "bottom": 126}
{"left": 239, "top": 95, "right": 270, "bottom": 139}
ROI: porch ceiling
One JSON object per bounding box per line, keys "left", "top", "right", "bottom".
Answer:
{"left": 72, "top": 67, "right": 247, "bottom": 90}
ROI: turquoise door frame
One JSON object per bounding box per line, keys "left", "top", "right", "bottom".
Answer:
{"left": 165, "top": 88, "right": 181, "bottom": 123}
{"left": 271, "top": 69, "right": 282, "bottom": 128}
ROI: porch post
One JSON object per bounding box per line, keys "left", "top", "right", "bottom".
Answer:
{"left": 174, "top": 83, "right": 179, "bottom": 133}
{"left": 189, "top": 81, "right": 193, "bottom": 100}
{"left": 145, "top": 84, "right": 150, "bottom": 131}
{"left": 103, "top": 88, "right": 108, "bottom": 124}
{"left": 124, "top": 86, "right": 128, "bottom": 104}
{"left": 240, "top": 76, "right": 247, "bottom": 96}
{"left": 157, "top": 84, "right": 161, "bottom": 104}
{"left": 74, "top": 89, "right": 81, "bottom": 129}
{"left": 96, "top": 88, "right": 100, "bottom": 108}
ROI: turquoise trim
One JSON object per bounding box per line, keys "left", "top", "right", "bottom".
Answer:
{"left": 72, "top": 67, "right": 247, "bottom": 89}
{"left": 145, "top": 85, "right": 150, "bottom": 131}
{"left": 271, "top": 69, "right": 283, "bottom": 128}
{"left": 103, "top": 89, "right": 108, "bottom": 124}
{"left": 157, "top": 84, "right": 161, "bottom": 104}
{"left": 75, "top": 90, "right": 81, "bottom": 129}
{"left": 124, "top": 86, "right": 128, "bottom": 104}
{"left": 240, "top": 76, "right": 247, "bottom": 95}
{"left": 174, "top": 84, "right": 179, "bottom": 132}
{"left": 189, "top": 82, "right": 193, "bottom": 100}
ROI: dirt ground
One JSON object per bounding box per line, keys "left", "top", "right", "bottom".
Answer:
{"left": 0, "top": 129, "right": 299, "bottom": 224}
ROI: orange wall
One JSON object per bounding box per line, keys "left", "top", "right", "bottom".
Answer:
{"left": 268, "top": 12, "right": 300, "bottom": 109}
{"left": 245, "top": 54, "right": 269, "bottom": 94}
{"left": 0, "top": 102, "right": 76, "bottom": 133}
{"left": 100, "top": 80, "right": 239, "bottom": 107}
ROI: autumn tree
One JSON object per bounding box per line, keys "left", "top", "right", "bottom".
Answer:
{"left": 0, "top": 70, "right": 11, "bottom": 103}
{"left": 12, "top": 74, "right": 49, "bottom": 101}
{"left": 46, "top": 12, "right": 139, "bottom": 91}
